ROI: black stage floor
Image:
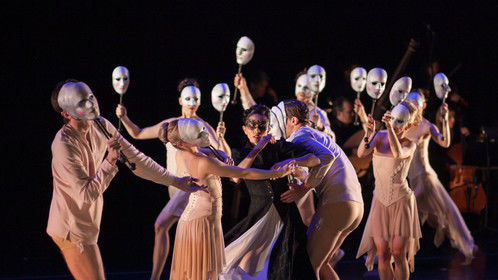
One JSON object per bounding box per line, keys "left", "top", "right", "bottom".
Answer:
{"left": 2, "top": 226, "right": 497, "bottom": 280}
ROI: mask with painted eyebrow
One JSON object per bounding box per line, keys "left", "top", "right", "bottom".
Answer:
{"left": 112, "top": 66, "right": 130, "bottom": 95}
{"left": 236, "top": 36, "right": 255, "bottom": 65}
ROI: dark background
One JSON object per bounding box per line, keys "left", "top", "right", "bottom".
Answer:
{"left": 2, "top": 1, "right": 497, "bottom": 278}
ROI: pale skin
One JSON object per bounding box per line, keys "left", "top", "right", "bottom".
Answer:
{"left": 115, "top": 97, "right": 230, "bottom": 280}
{"left": 57, "top": 112, "right": 206, "bottom": 280}
{"left": 357, "top": 112, "right": 416, "bottom": 280}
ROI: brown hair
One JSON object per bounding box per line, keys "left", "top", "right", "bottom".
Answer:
{"left": 158, "top": 120, "right": 183, "bottom": 148}
{"left": 294, "top": 68, "right": 307, "bottom": 82}
{"left": 177, "top": 78, "right": 199, "bottom": 93}
{"left": 399, "top": 100, "right": 421, "bottom": 127}
{"left": 283, "top": 99, "right": 309, "bottom": 124}
{"left": 51, "top": 79, "right": 80, "bottom": 123}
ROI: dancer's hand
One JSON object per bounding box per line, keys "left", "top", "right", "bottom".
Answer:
{"left": 216, "top": 121, "right": 226, "bottom": 138}
{"left": 382, "top": 111, "right": 393, "bottom": 128}
{"left": 115, "top": 104, "right": 127, "bottom": 119}
{"left": 366, "top": 114, "right": 375, "bottom": 134}
{"left": 271, "top": 160, "right": 296, "bottom": 179}
{"left": 311, "top": 112, "right": 323, "bottom": 130}
{"left": 270, "top": 158, "right": 291, "bottom": 171}
{"left": 440, "top": 103, "right": 449, "bottom": 120}
{"left": 290, "top": 167, "right": 309, "bottom": 183}
{"left": 234, "top": 73, "right": 248, "bottom": 91}
{"left": 176, "top": 176, "right": 209, "bottom": 193}
{"left": 106, "top": 136, "right": 121, "bottom": 165}
{"left": 254, "top": 135, "right": 275, "bottom": 152}
{"left": 224, "top": 157, "right": 234, "bottom": 166}
{"left": 354, "top": 99, "right": 367, "bottom": 122}
{"left": 281, "top": 182, "right": 312, "bottom": 203}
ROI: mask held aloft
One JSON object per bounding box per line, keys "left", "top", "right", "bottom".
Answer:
{"left": 231, "top": 36, "right": 255, "bottom": 105}
{"left": 350, "top": 67, "right": 367, "bottom": 125}
{"left": 112, "top": 66, "right": 130, "bottom": 132}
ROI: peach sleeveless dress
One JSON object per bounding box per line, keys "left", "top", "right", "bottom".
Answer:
{"left": 408, "top": 124, "right": 476, "bottom": 259}
{"left": 357, "top": 153, "right": 422, "bottom": 272}
{"left": 169, "top": 173, "right": 225, "bottom": 280}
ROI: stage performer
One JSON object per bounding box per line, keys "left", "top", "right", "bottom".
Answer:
{"left": 115, "top": 78, "right": 230, "bottom": 280}
{"left": 47, "top": 80, "right": 206, "bottom": 280}
{"left": 271, "top": 100, "right": 364, "bottom": 280}
{"left": 158, "top": 118, "right": 295, "bottom": 280}
{"left": 221, "top": 104, "right": 317, "bottom": 279}
{"left": 405, "top": 91, "right": 477, "bottom": 264}
{"left": 356, "top": 101, "right": 421, "bottom": 280}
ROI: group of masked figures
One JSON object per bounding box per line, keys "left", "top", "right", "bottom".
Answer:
{"left": 47, "top": 36, "right": 477, "bottom": 280}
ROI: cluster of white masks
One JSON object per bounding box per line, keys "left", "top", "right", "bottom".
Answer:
{"left": 269, "top": 101, "right": 287, "bottom": 140}
{"left": 178, "top": 118, "right": 211, "bottom": 148}
{"left": 389, "top": 76, "right": 412, "bottom": 106}
{"left": 391, "top": 103, "right": 412, "bottom": 130}
{"left": 211, "top": 83, "right": 230, "bottom": 112}
{"left": 350, "top": 67, "right": 367, "bottom": 92}
{"left": 405, "top": 91, "right": 425, "bottom": 110}
{"left": 112, "top": 66, "right": 130, "bottom": 95}
{"left": 236, "top": 36, "right": 255, "bottom": 65}
{"left": 433, "top": 73, "right": 451, "bottom": 100}
{"left": 307, "top": 65, "right": 326, "bottom": 93}
{"left": 180, "top": 86, "right": 201, "bottom": 106}
{"left": 58, "top": 82, "right": 101, "bottom": 120}
{"left": 366, "top": 68, "right": 388, "bottom": 99}
{"left": 295, "top": 74, "right": 313, "bottom": 98}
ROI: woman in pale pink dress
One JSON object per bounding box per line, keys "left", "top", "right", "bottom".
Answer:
{"left": 158, "top": 118, "right": 295, "bottom": 280}
{"left": 356, "top": 101, "right": 422, "bottom": 280}
{"left": 116, "top": 78, "right": 230, "bottom": 280}
{"left": 405, "top": 91, "right": 476, "bottom": 263}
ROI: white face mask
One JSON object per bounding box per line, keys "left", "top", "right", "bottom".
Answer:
{"left": 405, "top": 91, "right": 425, "bottom": 110}
{"left": 178, "top": 118, "right": 211, "bottom": 147}
{"left": 236, "top": 36, "right": 255, "bottom": 65}
{"left": 211, "top": 83, "right": 230, "bottom": 112}
{"left": 58, "top": 82, "right": 100, "bottom": 120}
{"left": 112, "top": 66, "right": 130, "bottom": 95}
{"left": 391, "top": 103, "right": 411, "bottom": 130}
{"left": 307, "top": 65, "right": 326, "bottom": 93}
{"left": 433, "top": 73, "right": 451, "bottom": 100}
{"left": 180, "top": 86, "right": 201, "bottom": 106}
{"left": 389, "top": 76, "right": 412, "bottom": 106}
{"left": 269, "top": 102, "right": 287, "bottom": 140}
{"left": 350, "top": 67, "right": 367, "bottom": 92}
{"left": 295, "top": 74, "right": 313, "bottom": 97}
{"left": 366, "top": 68, "right": 388, "bottom": 99}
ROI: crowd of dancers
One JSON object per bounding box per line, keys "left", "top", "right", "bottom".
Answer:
{"left": 47, "top": 36, "right": 478, "bottom": 280}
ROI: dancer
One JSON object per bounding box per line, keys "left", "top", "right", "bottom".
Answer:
{"left": 295, "top": 70, "right": 336, "bottom": 142}
{"left": 158, "top": 118, "right": 295, "bottom": 280}
{"left": 222, "top": 104, "right": 317, "bottom": 279}
{"left": 271, "top": 100, "right": 364, "bottom": 280}
{"left": 47, "top": 80, "right": 206, "bottom": 280}
{"left": 405, "top": 91, "right": 477, "bottom": 263}
{"left": 115, "top": 78, "right": 230, "bottom": 280}
{"left": 356, "top": 101, "right": 421, "bottom": 280}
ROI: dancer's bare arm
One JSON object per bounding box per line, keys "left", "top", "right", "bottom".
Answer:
{"left": 115, "top": 104, "right": 166, "bottom": 139}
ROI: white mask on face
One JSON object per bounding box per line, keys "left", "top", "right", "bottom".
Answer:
{"left": 391, "top": 103, "right": 411, "bottom": 130}
{"left": 269, "top": 102, "right": 287, "bottom": 140}
{"left": 236, "top": 36, "right": 255, "bottom": 65}
{"left": 211, "top": 83, "right": 230, "bottom": 112}
{"left": 350, "top": 67, "right": 367, "bottom": 92}
{"left": 295, "top": 74, "right": 313, "bottom": 97}
{"left": 307, "top": 65, "right": 326, "bottom": 93}
{"left": 366, "top": 68, "right": 388, "bottom": 99}
{"left": 112, "top": 66, "right": 130, "bottom": 95}
{"left": 389, "top": 76, "right": 412, "bottom": 106}
{"left": 178, "top": 118, "right": 211, "bottom": 148}
{"left": 433, "top": 73, "right": 451, "bottom": 100}
{"left": 405, "top": 91, "right": 425, "bottom": 110}
{"left": 180, "top": 86, "right": 201, "bottom": 106}
{"left": 58, "top": 82, "right": 100, "bottom": 120}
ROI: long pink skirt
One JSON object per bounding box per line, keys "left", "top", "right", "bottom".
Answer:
{"left": 356, "top": 193, "right": 422, "bottom": 272}
{"left": 170, "top": 215, "right": 225, "bottom": 280}
{"left": 412, "top": 172, "right": 476, "bottom": 259}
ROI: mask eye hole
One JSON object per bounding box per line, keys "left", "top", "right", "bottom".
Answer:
{"left": 115, "top": 78, "right": 121, "bottom": 81}
{"left": 123, "top": 77, "right": 128, "bottom": 81}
